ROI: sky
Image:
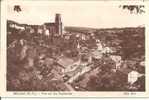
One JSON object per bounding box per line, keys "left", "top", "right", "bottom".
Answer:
{"left": 7, "top": 1, "right": 145, "bottom": 28}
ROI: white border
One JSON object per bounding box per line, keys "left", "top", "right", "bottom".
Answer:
{"left": 0, "top": 0, "right": 149, "bottom": 97}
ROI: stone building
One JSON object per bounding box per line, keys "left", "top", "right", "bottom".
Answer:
{"left": 7, "top": 13, "right": 63, "bottom": 37}
{"left": 44, "top": 14, "right": 63, "bottom": 36}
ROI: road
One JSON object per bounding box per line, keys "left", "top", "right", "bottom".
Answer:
{"left": 64, "top": 82, "right": 75, "bottom": 91}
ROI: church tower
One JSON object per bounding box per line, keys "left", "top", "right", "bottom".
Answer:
{"left": 55, "top": 14, "right": 62, "bottom": 35}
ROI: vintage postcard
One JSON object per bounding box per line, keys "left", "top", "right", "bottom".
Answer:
{"left": 0, "top": 0, "right": 149, "bottom": 97}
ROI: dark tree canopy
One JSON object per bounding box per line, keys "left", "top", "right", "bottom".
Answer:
{"left": 14, "top": 5, "right": 22, "bottom": 12}
{"left": 120, "top": 5, "right": 145, "bottom": 14}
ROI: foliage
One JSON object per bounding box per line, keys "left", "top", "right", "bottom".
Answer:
{"left": 14, "top": 5, "right": 22, "bottom": 12}
{"left": 120, "top": 5, "right": 145, "bottom": 14}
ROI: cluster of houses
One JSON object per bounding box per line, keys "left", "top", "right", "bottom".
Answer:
{"left": 7, "top": 14, "right": 63, "bottom": 38}
{"left": 7, "top": 14, "right": 145, "bottom": 91}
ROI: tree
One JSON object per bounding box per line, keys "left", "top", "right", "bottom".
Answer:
{"left": 120, "top": 5, "right": 145, "bottom": 14}
{"left": 14, "top": 5, "right": 22, "bottom": 12}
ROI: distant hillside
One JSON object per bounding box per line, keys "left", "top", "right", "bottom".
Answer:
{"left": 64, "top": 26, "right": 97, "bottom": 33}
{"left": 64, "top": 26, "right": 144, "bottom": 34}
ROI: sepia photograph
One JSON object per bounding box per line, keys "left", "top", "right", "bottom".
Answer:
{"left": 1, "top": 0, "right": 149, "bottom": 97}
{"left": 6, "top": 1, "right": 146, "bottom": 92}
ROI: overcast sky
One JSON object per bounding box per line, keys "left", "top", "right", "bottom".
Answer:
{"left": 7, "top": 1, "right": 145, "bottom": 28}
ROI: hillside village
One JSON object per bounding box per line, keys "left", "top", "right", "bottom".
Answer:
{"left": 7, "top": 14, "right": 145, "bottom": 91}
